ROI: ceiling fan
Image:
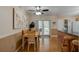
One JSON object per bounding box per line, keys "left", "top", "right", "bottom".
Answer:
{"left": 27, "top": 6, "right": 49, "bottom": 15}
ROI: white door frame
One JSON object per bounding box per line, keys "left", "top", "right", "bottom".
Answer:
{"left": 37, "top": 20, "right": 51, "bottom": 36}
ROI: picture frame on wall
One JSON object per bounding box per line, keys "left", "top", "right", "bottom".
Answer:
{"left": 13, "top": 8, "right": 22, "bottom": 29}
{"left": 13, "top": 8, "right": 15, "bottom": 29}
{"left": 13, "top": 8, "right": 27, "bottom": 29}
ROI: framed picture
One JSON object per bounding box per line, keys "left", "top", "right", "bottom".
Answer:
{"left": 13, "top": 8, "right": 27, "bottom": 29}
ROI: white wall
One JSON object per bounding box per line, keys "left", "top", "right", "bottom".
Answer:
{"left": 0, "top": 7, "right": 28, "bottom": 38}
{"left": 57, "top": 19, "right": 64, "bottom": 31}
{"left": 57, "top": 17, "right": 79, "bottom": 36}
{"left": 73, "top": 21, "right": 79, "bottom": 35}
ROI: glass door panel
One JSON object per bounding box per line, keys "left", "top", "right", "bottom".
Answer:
{"left": 38, "top": 21, "right": 43, "bottom": 35}
{"left": 38, "top": 20, "right": 50, "bottom": 35}
{"left": 43, "top": 21, "right": 50, "bottom": 35}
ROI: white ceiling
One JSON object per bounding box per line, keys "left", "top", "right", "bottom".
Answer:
{"left": 20, "top": 6, "right": 79, "bottom": 17}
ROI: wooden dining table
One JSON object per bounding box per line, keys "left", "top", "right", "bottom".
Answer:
{"left": 22, "top": 30, "right": 40, "bottom": 51}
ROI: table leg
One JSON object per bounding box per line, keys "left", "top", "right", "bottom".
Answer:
{"left": 22, "top": 37, "right": 24, "bottom": 50}
{"left": 35, "top": 36, "right": 39, "bottom": 51}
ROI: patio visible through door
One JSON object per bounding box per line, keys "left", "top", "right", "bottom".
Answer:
{"left": 38, "top": 20, "right": 50, "bottom": 36}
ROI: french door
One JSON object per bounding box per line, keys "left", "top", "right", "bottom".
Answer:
{"left": 38, "top": 20, "right": 50, "bottom": 35}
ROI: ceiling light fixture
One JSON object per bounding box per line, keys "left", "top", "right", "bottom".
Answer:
{"left": 35, "top": 6, "right": 41, "bottom": 15}
{"left": 36, "top": 6, "right": 40, "bottom": 10}
{"left": 35, "top": 12, "right": 41, "bottom": 15}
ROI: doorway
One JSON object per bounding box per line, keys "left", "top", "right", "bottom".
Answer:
{"left": 38, "top": 20, "right": 51, "bottom": 36}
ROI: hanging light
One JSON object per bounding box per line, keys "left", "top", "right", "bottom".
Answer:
{"left": 35, "top": 6, "right": 41, "bottom": 15}
{"left": 35, "top": 6, "right": 41, "bottom": 10}
{"left": 36, "top": 6, "right": 40, "bottom": 10}
{"left": 35, "top": 12, "right": 41, "bottom": 15}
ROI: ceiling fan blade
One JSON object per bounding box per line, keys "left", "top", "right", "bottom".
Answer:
{"left": 28, "top": 10, "right": 35, "bottom": 12}
{"left": 42, "top": 9, "right": 49, "bottom": 11}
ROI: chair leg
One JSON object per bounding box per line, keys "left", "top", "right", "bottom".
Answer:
{"left": 71, "top": 44, "right": 75, "bottom": 52}
{"left": 27, "top": 42, "right": 36, "bottom": 52}
{"left": 28, "top": 43, "right": 29, "bottom": 52}
{"left": 34, "top": 43, "right": 36, "bottom": 51}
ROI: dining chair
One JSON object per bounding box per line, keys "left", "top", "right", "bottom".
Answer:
{"left": 27, "top": 31, "right": 36, "bottom": 52}
{"left": 71, "top": 39, "right": 79, "bottom": 52}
